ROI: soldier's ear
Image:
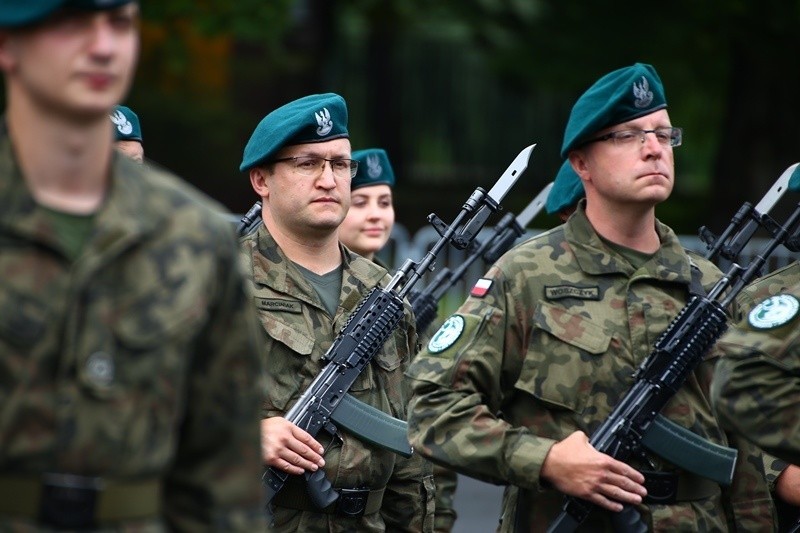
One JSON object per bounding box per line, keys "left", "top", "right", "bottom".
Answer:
{"left": 567, "top": 152, "right": 591, "bottom": 185}
{"left": 249, "top": 166, "right": 270, "bottom": 198}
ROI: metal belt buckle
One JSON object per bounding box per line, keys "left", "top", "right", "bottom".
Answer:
{"left": 335, "top": 487, "right": 370, "bottom": 518}
{"left": 40, "top": 473, "right": 104, "bottom": 529}
{"left": 642, "top": 470, "right": 678, "bottom": 505}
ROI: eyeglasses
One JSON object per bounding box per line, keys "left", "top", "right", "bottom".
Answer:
{"left": 583, "top": 127, "right": 683, "bottom": 148}
{"left": 270, "top": 156, "right": 359, "bottom": 179}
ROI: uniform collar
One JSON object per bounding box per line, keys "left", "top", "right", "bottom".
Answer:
{"left": 565, "top": 200, "right": 694, "bottom": 285}
{"left": 247, "top": 226, "right": 388, "bottom": 307}
{"left": 0, "top": 121, "right": 161, "bottom": 257}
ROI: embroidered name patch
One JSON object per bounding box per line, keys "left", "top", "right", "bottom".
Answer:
{"left": 428, "top": 315, "right": 465, "bottom": 354}
{"left": 257, "top": 299, "right": 302, "bottom": 313}
{"left": 544, "top": 285, "right": 600, "bottom": 300}
{"left": 748, "top": 294, "right": 800, "bottom": 329}
{"left": 470, "top": 278, "right": 493, "bottom": 298}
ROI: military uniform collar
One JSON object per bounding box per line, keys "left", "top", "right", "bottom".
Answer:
{"left": 249, "top": 226, "right": 387, "bottom": 307}
{"left": 565, "top": 201, "right": 694, "bottom": 285}
{"left": 0, "top": 119, "right": 162, "bottom": 257}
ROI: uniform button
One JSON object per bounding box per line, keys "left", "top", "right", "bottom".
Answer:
{"left": 85, "top": 351, "right": 115, "bottom": 387}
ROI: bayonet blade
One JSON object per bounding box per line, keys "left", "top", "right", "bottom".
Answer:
{"left": 486, "top": 144, "right": 536, "bottom": 204}
{"left": 754, "top": 162, "right": 800, "bottom": 215}
{"left": 514, "top": 181, "right": 553, "bottom": 229}
{"left": 705, "top": 162, "right": 800, "bottom": 264}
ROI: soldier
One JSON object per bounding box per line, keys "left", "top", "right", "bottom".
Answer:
{"left": 238, "top": 93, "right": 434, "bottom": 531}
{"left": 546, "top": 159, "right": 584, "bottom": 222}
{"left": 110, "top": 104, "right": 144, "bottom": 162}
{"left": 339, "top": 147, "right": 396, "bottom": 269}
{"left": 710, "top": 264, "right": 800, "bottom": 522}
{"left": 0, "top": 1, "right": 266, "bottom": 530}
{"left": 406, "top": 63, "right": 780, "bottom": 531}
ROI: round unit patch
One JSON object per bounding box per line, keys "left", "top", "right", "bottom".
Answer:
{"left": 427, "top": 315, "right": 465, "bottom": 354}
{"left": 748, "top": 294, "right": 800, "bottom": 330}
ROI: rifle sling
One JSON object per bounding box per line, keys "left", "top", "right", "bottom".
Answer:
{"left": 330, "top": 394, "right": 413, "bottom": 458}
{"left": 642, "top": 415, "right": 737, "bottom": 486}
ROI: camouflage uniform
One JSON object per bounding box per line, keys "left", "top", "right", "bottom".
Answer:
{"left": 711, "top": 261, "right": 800, "bottom": 467}
{"left": 370, "top": 248, "right": 457, "bottom": 532}
{"left": 415, "top": 315, "right": 458, "bottom": 533}
{"left": 407, "top": 203, "right": 777, "bottom": 532}
{"left": 0, "top": 127, "right": 266, "bottom": 530}
{"left": 240, "top": 226, "right": 435, "bottom": 532}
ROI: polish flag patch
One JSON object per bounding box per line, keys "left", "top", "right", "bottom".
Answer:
{"left": 470, "top": 278, "right": 493, "bottom": 298}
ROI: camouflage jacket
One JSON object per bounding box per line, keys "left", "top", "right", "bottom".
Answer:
{"left": 407, "top": 204, "right": 777, "bottom": 532}
{"left": 712, "top": 261, "right": 800, "bottom": 466}
{"left": 0, "top": 130, "right": 266, "bottom": 531}
{"left": 240, "top": 227, "right": 434, "bottom": 532}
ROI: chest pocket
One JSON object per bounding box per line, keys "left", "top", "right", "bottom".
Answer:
{"left": 93, "top": 299, "right": 208, "bottom": 398}
{"left": 259, "top": 311, "right": 316, "bottom": 410}
{"left": 514, "top": 301, "right": 612, "bottom": 414}
{"left": 261, "top": 315, "right": 315, "bottom": 356}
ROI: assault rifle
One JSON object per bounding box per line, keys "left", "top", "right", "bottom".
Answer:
{"left": 263, "top": 144, "right": 535, "bottom": 511}
{"left": 409, "top": 181, "right": 553, "bottom": 334}
{"left": 547, "top": 163, "right": 800, "bottom": 533}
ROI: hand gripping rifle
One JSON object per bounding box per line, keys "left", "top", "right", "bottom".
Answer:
{"left": 547, "top": 163, "right": 800, "bottom": 533}
{"left": 263, "top": 144, "right": 535, "bottom": 511}
{"left": 409, "top": 181, "right": 552, "bottom": 334}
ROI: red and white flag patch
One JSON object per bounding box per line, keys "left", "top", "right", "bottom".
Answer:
{"left": 470, "top": 278, "right": 493, "bottom": 298}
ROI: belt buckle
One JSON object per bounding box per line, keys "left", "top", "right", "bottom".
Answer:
{"left": 642, "top": 470, "right": 678, "bottom": 505}
{"left": 40, "top": 473, "right": 103, "bottom": 529}
{"left": 335, "top": 487, "right": 370, "bottom": 518}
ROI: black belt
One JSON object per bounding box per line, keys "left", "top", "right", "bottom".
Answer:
{"left": 0, "top": 473, "right": 161, "bottom": 529}
{"left": 641, "top": 470, "right": 720, "bottom": 505}
{"left": 273, "top": 479, "right": 384, "bottom": 518}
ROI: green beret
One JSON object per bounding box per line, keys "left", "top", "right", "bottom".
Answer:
{"left": 545, "top": 160, "right": 584, "bottom": 214}
{"left": 789, "top": 164, "right": 800, "bottom": 192}
{"left": 0, "top": 0, "right": 134, "bottom": 28}
{"left": 240, "top": 93, "right": 349, "bottom": 172}
{"left": 110, "top": 105, "right": 142, "bottom": 143}
{"left": 561, "top": 63, "right": 667, "bottom": 158}
{"left": 351, "top": 148, "right": 395, "bottom": 190}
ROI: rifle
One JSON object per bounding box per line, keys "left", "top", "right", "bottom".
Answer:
{"left": 700, "top": 162, "right": 798, "bottom": 264}
{"left": 546, "top": 163, "right": 800, "bottom": 533}
{"left": 409, "top": 181, "right": 553, "bottom": 334}
{"left": 237, "top": 200, "right": 262, "bottom": 237}
{"left": 263, "top": 144, "right": 535, "bottom": 511}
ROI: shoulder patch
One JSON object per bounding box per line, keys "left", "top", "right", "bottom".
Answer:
{"left": 470, "top": 278, "right": 493, "bottom": 298}
{"left": 748, "top": 294, "right": 800, "bottom": 330}
{"left": 428, "top": 315, "right": 465, "bottom": 353}
{"left": 257, "top": 298, "right": 302, "bottom": 313}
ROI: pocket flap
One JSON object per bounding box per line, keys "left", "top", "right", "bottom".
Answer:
{"left": 532, "top": 301, "right": 611, "bottom": 354}
{"left": 261, "top": 316, "right": 315, "bottom": 355}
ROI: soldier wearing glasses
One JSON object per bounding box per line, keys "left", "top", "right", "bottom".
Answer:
{"left": 406, "top": 63, "right": 779, "bottom": 531}
{"left": 238, "top": 93, "right": 434, "bottom": 532}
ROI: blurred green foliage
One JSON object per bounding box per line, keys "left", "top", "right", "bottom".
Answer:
{"left": 130, "top": 0, "right": 800, "bottom": 236}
